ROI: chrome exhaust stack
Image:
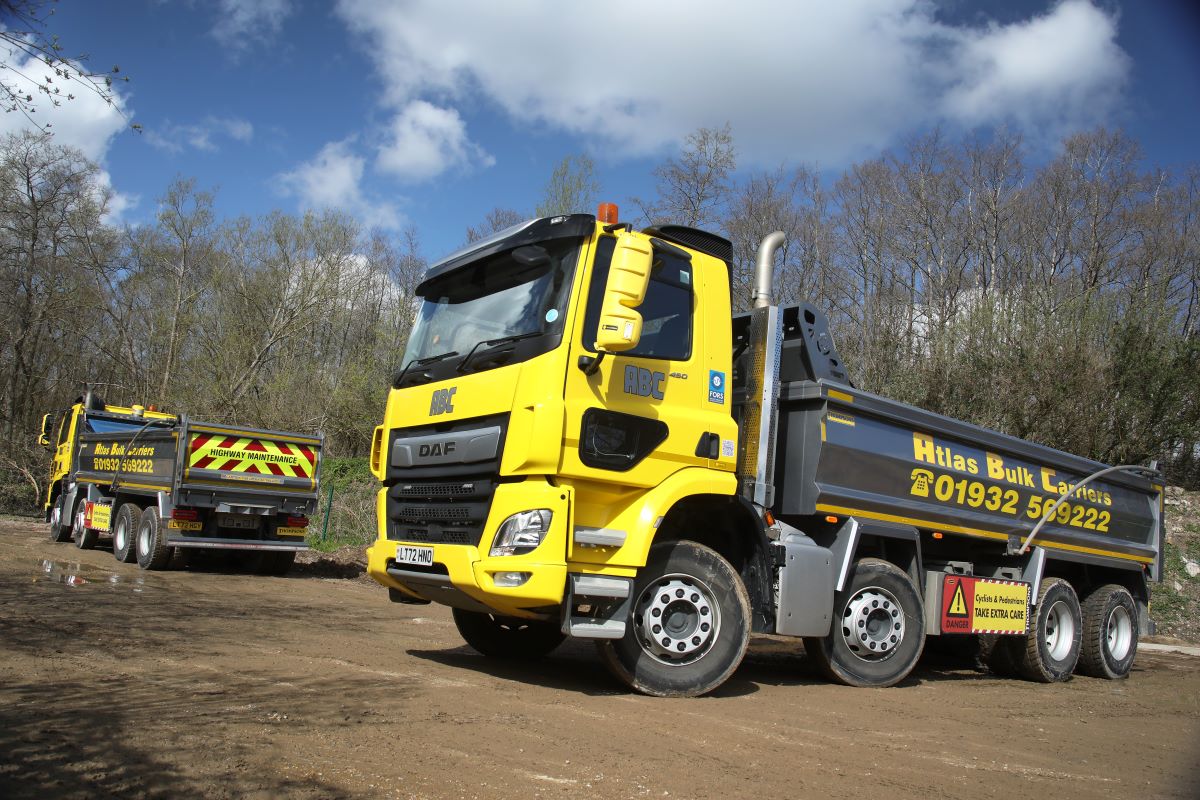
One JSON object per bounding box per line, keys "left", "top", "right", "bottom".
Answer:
{"left": 752, "top": 231, "right": 786, "bottom": 308}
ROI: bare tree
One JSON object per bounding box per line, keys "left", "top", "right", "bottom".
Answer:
{"left": 464, "top": 207, "right": 525, "bottom": 245}
{"left": 537, "top": 154, "right": 600, "bottom": 217}
{"left": 0, "top": 0, "right": 135, "bottom": 132}
{"left": 632, "top": 124, "right": 736, "bottom": 229}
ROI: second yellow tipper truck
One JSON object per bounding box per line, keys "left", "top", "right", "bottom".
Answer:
{"left": 41, "top": 389, "right": 323, "bottom": 575}
{"left": 366, "top": 204, "right": 1164, "bottom": 696}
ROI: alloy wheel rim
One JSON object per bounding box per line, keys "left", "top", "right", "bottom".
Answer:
{"left": 1106, "top": 605, "right": 1133, "bottom": 661}
{"left": 840, "top": 586, "right": 905, "bottom": 661}
{"left": 1044, "top": 599, "right": 1076, "bottom": 661}
{"left": 634, "top": 573, "right": 721, "bottom": 666}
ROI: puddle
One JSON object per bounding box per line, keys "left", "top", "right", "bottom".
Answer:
{"left": 33, "top": 559, "right": 149, "bottom": 592}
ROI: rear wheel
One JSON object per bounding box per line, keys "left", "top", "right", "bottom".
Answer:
{"left": 805, "top": 558, "right": 926, "bottom": 688}
{"left": 135, "top": 508, "right": 172, "bottom": 570}
{"left": 983, "top": 634, "right": 1024, "bottom": 678}
{"left": 1015, "top": 577, "right": 1081, "bottom": 682}
{"left": 111, "top": 503, "right": 142, "bottom": 563}
{"left": 73, "top": 502, "right": 97, "bottom": 550}
{"left": 1078, "top": 584, "right": 1137, "bottom": 679}
{"left": 452, "top": 608, "right": 565, "bottom": 659}
{"left": 598, "top": 540, "right": 750, "bottom": 697}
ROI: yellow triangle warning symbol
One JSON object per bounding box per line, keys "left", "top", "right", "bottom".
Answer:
{"left": 947, "top": 582, "right": 969, "bottom": 617}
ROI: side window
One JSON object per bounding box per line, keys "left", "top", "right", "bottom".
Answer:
{"left": 55, "top": 413, "right": 71, "bottom": 447}
{"left": 582, "top": 238, "right": 693, "bottom": 360}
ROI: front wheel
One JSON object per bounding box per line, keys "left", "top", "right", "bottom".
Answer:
{"left": 1077, "top": 584, "right": 1137, "bottom": 679}
{"left": 452, "top": 608, "right": 565, "bottom": 659}
{"left": 48, "top": 496, "right": 72, "bottom": 543}
{"left": 135, "top": 508, "right": 172, "bottom": 570}
{"left": 804, "top": 558, "right": 926, "bottom": 688}
{"left": 597, "top": 540, "right": 750, "bottom": 698}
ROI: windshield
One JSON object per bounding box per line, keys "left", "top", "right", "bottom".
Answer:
{"left": 402, "top": 237, "right": 581, "bottom": 367}
{"left": 84, "top": 417, "right": 163, "bottom": 434}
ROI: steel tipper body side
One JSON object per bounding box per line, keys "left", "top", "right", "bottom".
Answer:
{"left": 773, "top": 379, "right": 1163, "bottom": 572}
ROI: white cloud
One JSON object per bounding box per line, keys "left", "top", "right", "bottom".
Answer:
{"left": 335, "top": 0, "right": 1130, "bottom": 167}
{"left": 95, "top": 169, "right": 140, "bottom": 226}
{"left": 942, "top": 1, "right": 1129, "bottom": 133}
{"left": 277, "top": 139, "right": 403, "bottom": 231}
{"left": 376, "top": 100, "right": 493, "bottom": 182}
{"left": 0, "top": 51, "right": 129, "bottom": 162}
{"left": 145, "top": 116, "right": 254, "bottom": 154}
{"left": 212, "top": 0, "right": 294, "bottom": 51}
{"left": 0, "top": 48, "right": 138, "bottom": 221}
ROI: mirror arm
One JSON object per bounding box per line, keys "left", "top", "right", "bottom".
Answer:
{"left": 603, "top": 222, "right": 632, "bottom": 234}
{"left": 578, "top": 351, "right": 607, "bottom": 376}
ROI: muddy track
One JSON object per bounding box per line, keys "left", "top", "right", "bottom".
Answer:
{"left": 1, "top": 518, "right": 1197, "bottom": 799}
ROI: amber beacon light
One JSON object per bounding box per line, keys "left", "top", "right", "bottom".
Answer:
{"left": 597, "top": 202, "right": 619, "bottom": 224}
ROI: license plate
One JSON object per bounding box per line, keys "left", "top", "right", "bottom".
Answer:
{"left": 396, "top": 544, "right": 434, "bottom": 567}
{"left": 167, "top": 519, "right": 202, "bottom": 531}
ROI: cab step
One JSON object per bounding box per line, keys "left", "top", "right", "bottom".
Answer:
{"left": 561, "top": 573, "right": 633, "bottom": 639}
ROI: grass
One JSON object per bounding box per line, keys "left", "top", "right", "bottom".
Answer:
{"left": 1152, "top": 536, "right": 1200, "bottom": 640}
{"left": 306, "top": 457, "right": 379, "bottom": 552}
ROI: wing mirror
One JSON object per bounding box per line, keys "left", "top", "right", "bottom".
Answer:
{"left": 594, "top": 232, "right": 653, "bottom": 352}
{"left": 38, "top": 413, "right": 52, "bottom": 448}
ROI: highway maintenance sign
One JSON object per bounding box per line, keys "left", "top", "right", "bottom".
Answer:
{"left": 940, "top": 575, "right": 1031, "bottom": 635}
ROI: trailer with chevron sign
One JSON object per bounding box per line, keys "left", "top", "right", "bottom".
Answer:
{"left": 40, "top": 388, "right": 323, "bottom": 575}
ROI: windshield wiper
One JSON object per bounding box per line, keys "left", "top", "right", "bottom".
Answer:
{"left": 457, "top": 331, "right": 543, "bottom": 374}
{"left": 392, "top": 350, "right": 460, "bottom": 388}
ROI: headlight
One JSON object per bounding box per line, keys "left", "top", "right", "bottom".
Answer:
{"left": 489, "top": 509, "right": 552, "bottom": 556}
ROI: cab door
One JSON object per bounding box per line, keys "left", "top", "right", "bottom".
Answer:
{"left": 561, "top": 234, "right": 711, "bottom": 492}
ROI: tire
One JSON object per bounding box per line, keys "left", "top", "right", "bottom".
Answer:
{"left": 1077, "top": 584, "right": 1138, "bottom": 679}
{"left": 135, "top": 508, "right": 172, "bottom": 570}
{"left": 982, "top": 634, "right": 1024, "bottom": 678}
{"left": 452, "top": 608, "right": 565, "bottom": 659}
{"left": 48, "top": 495, "right": 72, "bottom": 543}
{"left": 804, "top": 557, "right": 926, "bottom": 688}
{"left": 111, "top": 503, "right": 142, "bottom": 563}
{"left": 73, "top": 501, "right": 97, "bottom": 550}
{"left": 256, "top": 550, "right": 296, "bottom": 577}
{"left": 597, "top": 540, "right": 751, "bottom": 698}
{"left": 1015, "top": 577, "right": 1081, "bottom": 682}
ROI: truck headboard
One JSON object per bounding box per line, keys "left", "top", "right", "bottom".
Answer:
{"left": 779, "top": 303, "right": 851, "bottom": 385}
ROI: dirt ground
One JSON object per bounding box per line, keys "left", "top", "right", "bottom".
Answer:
{"left": 1, "top": 518, "right": 1197, "bottom": 800}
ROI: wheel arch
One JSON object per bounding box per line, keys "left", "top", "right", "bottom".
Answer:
{"left": 655, "top": 493, "right": 775, "bottom": 633}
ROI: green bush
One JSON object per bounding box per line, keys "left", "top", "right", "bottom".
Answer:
{"left": 307, "top": 456, "right": 379, "bottom": 552}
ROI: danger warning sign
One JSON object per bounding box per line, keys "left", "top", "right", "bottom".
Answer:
{"left": 940, "top": 575, "right": 1030, "bottom": 635}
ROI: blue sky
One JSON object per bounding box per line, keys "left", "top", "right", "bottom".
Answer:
{"left": 2, "top": 0, "right": 1198, "bottom": 261}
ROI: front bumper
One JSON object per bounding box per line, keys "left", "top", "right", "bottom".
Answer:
{"left": 367, "top": 478, "right": 571, "bottom": 619}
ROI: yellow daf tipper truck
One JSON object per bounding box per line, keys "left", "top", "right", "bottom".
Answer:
{"left": 41, "top": 388, "right": 323, "bottom": 575}
{"left": 366, "top": 204, "right": 1164, "bottom": 696}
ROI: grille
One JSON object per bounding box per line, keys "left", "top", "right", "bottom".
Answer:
{"left": 383, "top": 416, "right": 507, "bottom": 549}
{"left": 390, "top": 525, "right": 473, "bottom": 545}
{"left": 396, "top": 505, "right": 473, "bottom": 523}
{"left": 394, "top": 482, "right": 477, "bottom": 498}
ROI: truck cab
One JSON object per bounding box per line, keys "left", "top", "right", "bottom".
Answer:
{"left": 42, "top": 391, "right": 176, "bottom": 541}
